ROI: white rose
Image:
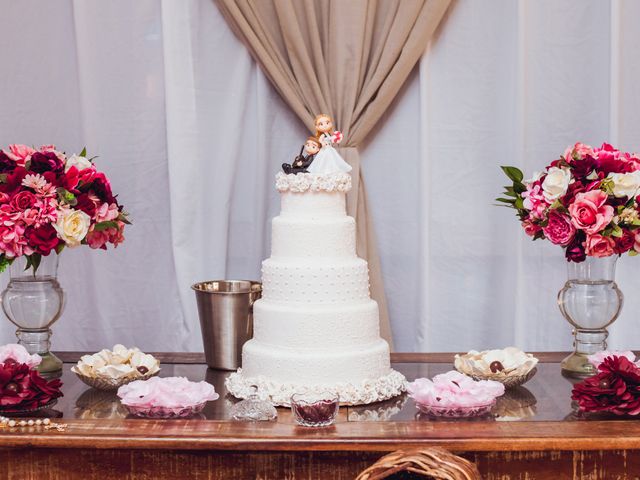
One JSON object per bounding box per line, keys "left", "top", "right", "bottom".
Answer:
{"left": 608, "top": 171, "right": 640, "bottom": 198}
{"left": 54, "top": 209, "right": 91, "bottom": 247}
{"left": 65, "top": 154, "right": 92, "bottom": 172}
{"left": 541, "top": 167, "right": 572, "bottom": 202}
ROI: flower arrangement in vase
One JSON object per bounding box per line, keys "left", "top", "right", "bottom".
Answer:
{"left": 498, "top": 143, "right": 640, "bottom": 377}
{"left": 0, "top": 144, "right": 130, "bottom": 375}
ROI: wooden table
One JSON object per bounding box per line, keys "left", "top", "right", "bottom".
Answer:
{"left": 1, "top": 352, "right": 639, "bottom": 479}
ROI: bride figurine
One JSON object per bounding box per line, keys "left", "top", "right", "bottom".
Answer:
{"left": 306, "top": 113, "right": 353, "bottom": 174}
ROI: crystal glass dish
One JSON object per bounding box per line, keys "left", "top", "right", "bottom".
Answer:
{"left": 123, "top": 402, "right": 207, "bottom": 419}
{"left": 291, "top": 392, "right": 339, "bottom": 427}
{"left": 415, "top": 400, "right": 496, "bottom": 418}
{"left": 74, "top": 370, "right": 159, "bottom": 391}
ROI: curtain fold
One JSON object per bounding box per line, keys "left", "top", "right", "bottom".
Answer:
{"left": 215, "top": 0, "right": 452, "bottom": 346}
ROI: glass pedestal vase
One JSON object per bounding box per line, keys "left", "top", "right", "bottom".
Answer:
{"left": 1, "top": 255, "right": 64, "bottom": 376}
{"left": 558, "top": 256, "right": 623, "bottom": 378}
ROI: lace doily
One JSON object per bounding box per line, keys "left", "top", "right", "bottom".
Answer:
{"left": 226, "top": 368, "right": 407, "bottom": 406}
{"left": 275, "top": 172, "right": 352, "bottom": 193}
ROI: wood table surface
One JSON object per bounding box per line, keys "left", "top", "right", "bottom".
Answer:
{"left": 1, "top": 352, "right": 639, "bottom": 480}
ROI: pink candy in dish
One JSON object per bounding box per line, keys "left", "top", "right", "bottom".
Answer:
{"left": 407, "top": 371, "right": 505, "bottom": 418}
{"left": 117, "top": 376, "right": 219, "bottom": 419}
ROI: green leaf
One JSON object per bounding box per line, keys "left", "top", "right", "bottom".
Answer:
{"left": 514, "top": 197, "right": 524, "bottom": 210}
{"left": 611, "top": 224, "right": 624, "bottom": 238}
{"left": 0, "top": 174, "right": 7, "bottom": 184}
{"left": 0, "top": 255, "right": 11, "bottom": 274}
{"left": 495, "top": 198, "right": 516, "bottom": 204}
{"left": 94, "top": 221, "right": 119, "bottom": 231}
{"left": 30, "top": 254, "right": 42, "bottom": 274}
{"left": 57, "top": 187, "right": 77, "bottom": 207}
{"left": 630, "top": 250, "right": 639, "bottom": 257}
{"left": 79, "top": 147, "right": 87, "bottom": 158}
{"left": 117, "top": 213, "right": 132, "bottom": 225}
{"left": 56, "top": 243, "right": 65, "bottom": 255}
{"left": 500, "top": 166, "right": 524, "bottom": 183}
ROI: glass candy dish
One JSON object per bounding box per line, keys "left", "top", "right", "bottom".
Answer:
{"left": 117, "top": 376, "right": 219, "bottom": 419}
{"left": 71, "top": 345, "right": 160, "bottom": 391}
{"left": 415, "top": 400, "right": 496, "bottom": 419}
{"left": 291, "top": 392, "right": 339, "bottom": 427}
{"left": 230, "top": 386, "right": 277, "bottom": 421}
{"left": 454, "top": 347, "right": 538, "bottom": 388}
{"left": 123, "top": 402, "right": 207, "bottom": 419}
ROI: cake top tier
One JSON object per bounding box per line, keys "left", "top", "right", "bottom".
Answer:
{"left": 275, "top": 172, "right": 351, "bottom": 193}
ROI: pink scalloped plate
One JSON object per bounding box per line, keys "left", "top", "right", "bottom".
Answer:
{"left": 122, "top": 402, "right": 206, "bottom": 419}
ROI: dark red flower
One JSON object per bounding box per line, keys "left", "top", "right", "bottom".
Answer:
{"left": 0, "top": 151, "right": 16, "bottom": 174}
{"left": 30, "top": 151, "right": 64, "bottom": 175}
{"left": 25, "top": 224, "right": 60, "bottom": 256}
{"left": 572, "top": 356, "right": 640, "bottom": 415}
{"left": 0, "top": 361, "right": 62, "bottom": 410}
{"left": 91, "top": 172, "right": 115, "bottom": 204}
{"left": 75, "top": 193, "right": 97, "bottom": 217}
{"left": 596, "top": 150, "right": 634, "bottom": 175}
{"left": 565, "top": 232, "right": 587, "bottom": 262}
{"left": 61, "top": 166, "right": 80, "bottom": 192}
{"left": 0, "top": 167, "right": 27, "bottom": 195}
{"left": 570, "top": 155, "right": 597, "bottom": 180}
{"left": 614, "top": 230, "right": 635, "bottom": 255}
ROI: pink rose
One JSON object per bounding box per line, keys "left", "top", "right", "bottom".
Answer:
{"left": 588, "top": 350, "right": 636, "bottom": 368}
{"left": 633, "top": 231, "right": 640, "bottom": 253}
{"left": 568, "top": 190, "right": 614, "bottom": 234}
{"left": 543, "top": 211, "right": 576, "bottom": 246}
{"left": 522, "top": 219, "right": 542, "bottom": 237}
{"left": 564, "top": 142, "right": 595, "bottom": 161}
{"left": 584, "top": 234, "right": 615, "bottom": 258}
{"left": 7, "top": 145, "right": 35, "bottom": 166}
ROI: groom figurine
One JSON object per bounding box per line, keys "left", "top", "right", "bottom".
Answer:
{"left": 282, "top": 137, "right": 322, "bottom": 174}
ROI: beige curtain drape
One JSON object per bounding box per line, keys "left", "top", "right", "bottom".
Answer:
{"left": 215, "top": 0, "right": 451, "bottom": 347}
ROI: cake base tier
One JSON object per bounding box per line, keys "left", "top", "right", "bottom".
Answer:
{"left": 225, "top": 368, "right": 407, "bottom": 406}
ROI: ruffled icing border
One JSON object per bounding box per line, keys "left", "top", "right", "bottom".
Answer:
{"left": 225, "top": 368, "right": 407, "bottom": 406}
{"left": 275, "top": 172, "right": 352, "bottom": 193}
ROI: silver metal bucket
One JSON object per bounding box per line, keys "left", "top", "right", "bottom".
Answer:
{"left": 191, "top": 280, "right": 262, "bottom": 370}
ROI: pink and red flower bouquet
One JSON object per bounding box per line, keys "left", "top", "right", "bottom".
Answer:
{"left": 0, "top": 144, "right": 130, "bottom": 272}
{"left": 498, "top": 143, "right": 640, "bottom": 262}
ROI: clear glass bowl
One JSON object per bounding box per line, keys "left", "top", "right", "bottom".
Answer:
{"left": 122, "top": 402, "right": 207, "bottom": 419}
{"left": 415, "top": 400, "right": 496, "bottom": 418}
{"left": 291, "top": 392, "right": 339, "bottom": 427}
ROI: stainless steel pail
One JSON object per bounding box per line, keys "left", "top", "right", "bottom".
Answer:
{"left": 191, "top": 280, "right": 261, "bottom": 370}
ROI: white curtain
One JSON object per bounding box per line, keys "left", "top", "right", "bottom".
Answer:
{"left": 0, "top": 0, "right": 638, "bottom": 354}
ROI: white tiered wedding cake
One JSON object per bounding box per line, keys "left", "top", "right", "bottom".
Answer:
{"left": 226, "top": 171, "right": 406, "bottom": 406}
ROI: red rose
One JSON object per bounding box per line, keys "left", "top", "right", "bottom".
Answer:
{"left": 543, "top": 211, "right": 576, "bottom": 246}
{"left": 572, "top": 356, "right": 640, "bottom": 415}
{"left": 0, "top": 167, "right": 27, "bottom": 195}
{"left": 9, "top": 191, "right": 37, "bottom": 212}
{"left": 614, "top": 230, "right": 635, "bottom": 254}
{"left": 25, "top": 224, "right": 60, "bottom": 255}
{"left": 75, "top": 193, "right": 98, "bottom": 217}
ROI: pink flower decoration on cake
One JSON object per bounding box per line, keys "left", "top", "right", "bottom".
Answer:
{"left": 117, "top": 376, "right": 219, "bottom": 409}
{"left": 0, "top": 343, "right": 42, "bottom": 368}
{"left": 407, "top": 371, "right": 504, "bottom": 409}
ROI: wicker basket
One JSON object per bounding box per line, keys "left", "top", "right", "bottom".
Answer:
{"left": 356, "top": 447, "right": 481, "bottom": 480}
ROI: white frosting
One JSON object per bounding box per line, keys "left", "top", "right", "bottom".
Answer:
{"left": 271, "top": 215, "right": 356, "bottom": 258}
{"left": 275, "top": 172, "right": 352, "bottom": 194}
{"left": 227, "top": 178, "right": 406, "bottom": 406}
{"left": 261, "top": 257, "right": 370, "bottom": 305}
{"left": 252, "top": 299, "right": 380, "bottom": 349}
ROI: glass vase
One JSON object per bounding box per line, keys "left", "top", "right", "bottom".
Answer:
{"left": 558, "top": 256, "right": 623, "bottom": 378}
{"left": 1, "top": 255, "right": 64, "bottom": 375}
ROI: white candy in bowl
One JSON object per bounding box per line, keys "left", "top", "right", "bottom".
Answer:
{"left": 71, "top": 344, "right": 160, "bottom": 391}
{"left": 454, "top": 347, "right": 538, "bottom": 388}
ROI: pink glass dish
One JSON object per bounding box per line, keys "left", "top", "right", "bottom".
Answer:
{"left": 123, "top": 402, "right": 207, "bottom": 419}
{"left": 415, "top": 400, "right": 496, "bottom": 418}
{"left": 291, "top": 392, "right": 339, "bottom": 427}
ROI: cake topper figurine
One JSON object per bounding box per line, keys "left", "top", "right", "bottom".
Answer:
{"left": 282, "top": 136, "right": 321, "bottom": 175}
{"left": 306, "top": 114, "right": 352, "bottom": 175}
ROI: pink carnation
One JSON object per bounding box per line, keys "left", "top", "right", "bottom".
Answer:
{"left": 568, "top": 190, "right": 614, "bottom": 235}
{"left": 0, "top": 223, "right": 34, "bottom": 258}
{"left": 407, "top": 371, "right": 504, "bottom": 409}
{"left": 0, "top": 343, "right": 41, "bottom": 368}
{"left": 6, "top": 145, "right": 35, "bottom": 166}
{"left": 543, "top": 210, "right": 576, "bottom": 246}
{"left": 584, "top": 234, "right": 615, "bottom": 258}
{"left": 95, "top": 202, "right": 119, "bottom": 223}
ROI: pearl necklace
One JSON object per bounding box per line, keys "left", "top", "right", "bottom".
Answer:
{"left": 0, "top": 415, "right": 67, "bottom": 432}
